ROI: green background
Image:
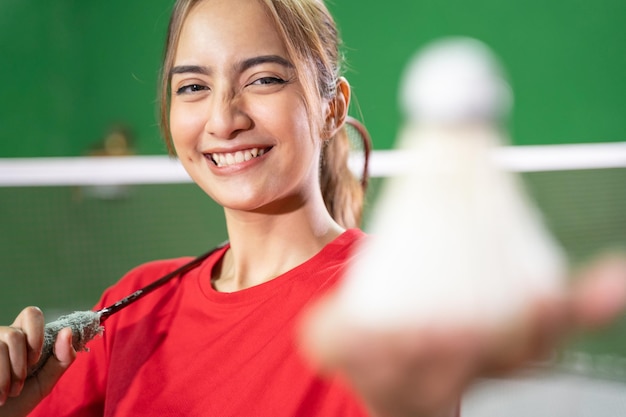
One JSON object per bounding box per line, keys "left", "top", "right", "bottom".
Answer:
{"left": 0, "top": 1, "right": 624, "bottom": 360}
{"left": 1, "top": 0, "right": 625, "bottom": 157}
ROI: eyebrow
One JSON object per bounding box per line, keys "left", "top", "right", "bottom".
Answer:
{"left": 236, "top": 55, "right": 294, "bottom": 73}
{"left": 170, "top": 65, "right": 211, "bottom": 77}
{"left": 170, "top": 55, "right": 293, "bottom": 78}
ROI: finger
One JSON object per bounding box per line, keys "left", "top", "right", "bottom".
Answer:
{"left": 11, "top": 307, "right": 45, "bottom": 368}
{"left": 0, "top": 342, "right": 10, "bottom": 406}
{"left": 571, "top": 254, "right": 626, "bottom": 328}
{"left": 0, "top": 307, "right": 46, "bottom": 400}
{"left": 298, "top": 294, "right": 350, "bottom": 372}
{"left": 0, "top": 326, "right": 28, "bottom": 402}
{"left": 34, "top": 327, "right": 76, "bottom": 397}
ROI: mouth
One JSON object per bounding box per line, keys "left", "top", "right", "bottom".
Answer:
{"left": 207, "top": 146, "right": 273, "bottom": 167}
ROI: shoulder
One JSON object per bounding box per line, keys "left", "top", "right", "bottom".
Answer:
{"left": 343, "top": 228, "right": 368, "bottom": 243}
{"left": 323, "top": 228, "right": 368, "bottom": 262}
{"left": 95, "top": 257, "right": 197, "bottom": 310}
{"left": 303, "top": 229, "right": 367, "bottom": 288}
{"left": 330, "top": 228, "right": 367, "bottom": 253}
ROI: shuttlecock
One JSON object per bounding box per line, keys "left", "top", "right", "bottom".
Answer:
{"left": 334, "top": 37, "right": 567, "bottom": 329}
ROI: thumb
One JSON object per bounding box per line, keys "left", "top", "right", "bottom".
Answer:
{"left": 571, "top": 254, "right": 626, "bottom": 329}
{"left": 35, "top": 327, "right": 77, "bottom": 395}
{"left": 0, "top": 328, "right": 76, "bottom": 417}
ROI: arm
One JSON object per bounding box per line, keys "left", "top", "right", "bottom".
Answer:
{"left": 300, "top": 255, "right": 626, "bottom": 417}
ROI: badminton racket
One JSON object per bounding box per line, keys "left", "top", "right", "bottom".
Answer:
{"left": 28, "top": 242, "right": 227, "bottom": 377}
{"left": 344, "top": 115, "right": 372, "bottom": 191}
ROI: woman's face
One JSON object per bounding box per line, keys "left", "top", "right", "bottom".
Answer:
{"left": 169, "top": 0, "right": 324, "bottom": 214}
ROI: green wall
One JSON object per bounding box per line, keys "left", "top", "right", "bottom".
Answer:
{"left": 0, "top": 0, "right": 173, "bottom": 157}
{"left": 329, "top": 0, "right": 626, "bottom": 148}
{"left": 1, "top": 0, "right": 625, "bottom": 158}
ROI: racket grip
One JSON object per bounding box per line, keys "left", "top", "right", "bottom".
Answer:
{"left": 27, "top": 311, "right": 103, "bottom": 378}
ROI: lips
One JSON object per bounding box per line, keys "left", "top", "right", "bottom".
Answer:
{"left": 208, "top": 146, "right": 272, "bottom": 167}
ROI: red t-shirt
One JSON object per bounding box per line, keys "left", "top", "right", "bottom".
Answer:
{"left": 32, "top": 229, "right": 370, "bottom": 417}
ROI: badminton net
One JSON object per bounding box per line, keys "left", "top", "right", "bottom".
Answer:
{"left": 0, "top": 140, "right": 625, "bottom": 417}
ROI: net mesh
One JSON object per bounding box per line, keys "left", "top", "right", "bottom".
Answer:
{"left": 0, "top": 182, "right": 228, "bottom": 319}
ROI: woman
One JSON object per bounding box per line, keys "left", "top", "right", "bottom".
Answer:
{"left": 1, "top": 1, "right": 625, "bottom": 416}
{"left": 1, "top": 0, "right": 370, "bottom": 415}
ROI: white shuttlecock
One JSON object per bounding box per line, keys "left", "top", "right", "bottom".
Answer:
{"left": 400, "top": 37, "right": 512, "bottom": 125}
{"left": 335, "top": 38, "right": 567, "bottom": 329}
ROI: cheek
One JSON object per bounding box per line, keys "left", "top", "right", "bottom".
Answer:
{"left": 253, "top": 94, "right": 317, "bottom": 145}
{"left": 169, "top": 103, "right": 205, "bottom": 151}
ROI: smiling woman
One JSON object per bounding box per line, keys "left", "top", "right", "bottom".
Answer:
{"left": 0, "top": 0, "right": 372, "bottom": 416}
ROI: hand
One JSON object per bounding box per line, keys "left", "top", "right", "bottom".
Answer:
{"left": 299, "top": 254, "right": 626, "bottom": 417}
{"left": 0, "top": 307, "right": 76, "bottom": 416}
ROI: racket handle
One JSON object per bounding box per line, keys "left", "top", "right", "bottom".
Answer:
{"left": 28, "top": 311, "right": 103, "bottom": 378}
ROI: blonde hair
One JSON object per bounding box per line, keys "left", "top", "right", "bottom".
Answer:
{"left": 158, "top": 0, "right": 368, "bottom": 228}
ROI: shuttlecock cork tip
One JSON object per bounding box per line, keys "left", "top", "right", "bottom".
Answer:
{"left": 400, "top": 37, "right": 512, "bottom": 125}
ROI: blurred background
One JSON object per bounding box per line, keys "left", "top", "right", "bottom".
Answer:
{"left": 0, "top": 0, "right": 625, "bottom": 414}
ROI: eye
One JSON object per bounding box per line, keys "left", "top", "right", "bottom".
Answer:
{"left": 175, "top": 84, "right": 209, "bottom": 95}
{"left": 250, "top": 76, "right": 287, "bottom": 86}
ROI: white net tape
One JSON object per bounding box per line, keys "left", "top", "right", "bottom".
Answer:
{"left": 1, "top": 142, "right": 625, "bottom": 186}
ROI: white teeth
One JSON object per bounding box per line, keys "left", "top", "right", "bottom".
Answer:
{"left": 210, "top": 147, "right": 267, "bottom": 167}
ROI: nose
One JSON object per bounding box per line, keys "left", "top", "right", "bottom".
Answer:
{"left": 204, "top": 92, "right": 252, "bottom": 139}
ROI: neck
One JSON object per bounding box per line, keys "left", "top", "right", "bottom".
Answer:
{"left": 212, "top": 198, "right": 344, "bottom": 292}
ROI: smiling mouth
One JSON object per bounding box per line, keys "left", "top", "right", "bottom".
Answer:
{"left": 208, "top": 146, "right": 273, "bottom": 167}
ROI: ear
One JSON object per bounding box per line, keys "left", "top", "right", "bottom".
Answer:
{"left": 323, "top": 77, "right": 351, "bottom": 139}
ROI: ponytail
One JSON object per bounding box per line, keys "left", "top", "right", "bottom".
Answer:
{"left": 320, "top": 117, "right": 371, "bottom": 229}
